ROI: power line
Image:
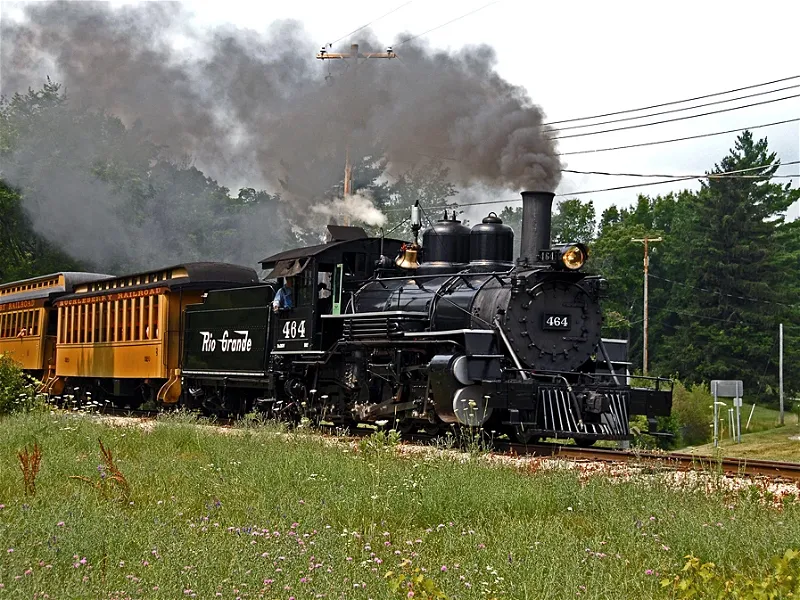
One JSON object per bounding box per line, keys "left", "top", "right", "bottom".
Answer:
{"left": 395, "top": 1, "right": 500, "bottom": 47}
{"left": 551, "top": 84, "right": 800, "bottom": 132}
{"left": 563, "top": 160, "right": 800, "bottom": 179}
{"left": 549, "top": 93, "right": 800, "bottom": 140}
{"left": 649, "top": 274, "right": 798, "bottom": 309}
{"left": 559, "top": 117, "right": 800, "bottom": 156}
{"left": 381, "top": 169, "right": 797, "bottom": 212}
{"left": 328, "top": 1, "right": 413, "bottom": 47}
{"left": 545, "top": 75, "right": 800, "bottom": 126}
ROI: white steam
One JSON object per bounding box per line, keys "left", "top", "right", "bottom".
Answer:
{"left": 311, "top": 191, "right": 387, "bottom": 227}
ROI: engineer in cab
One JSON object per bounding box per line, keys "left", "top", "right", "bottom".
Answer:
{"left": 272, "top": 277, "right": 293, "bottom": 313}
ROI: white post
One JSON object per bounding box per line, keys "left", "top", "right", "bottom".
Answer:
{"left": 713, "top": 391, "right": 719, "bottom": 448}
{"left": 746, "top": 403, "right": 756, "bottom": 430}
{"left": 728, "top": 408, "right": 735, "bottom": 440}
{"left": 736, "top": 398, "right": 742, "bottom": 443}
{"left": 779, "top": 323, "right": 784, "bottom": 426}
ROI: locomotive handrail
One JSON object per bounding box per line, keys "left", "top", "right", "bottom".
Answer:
{"left": 504, "top": 367, "right": 674, "bottom": 391}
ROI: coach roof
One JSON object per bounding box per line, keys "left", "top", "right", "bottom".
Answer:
{"left": 54, "top": 262, "right": 259, "bottom": 303}
{"left": 0, "top": 272, "right": 114, "bottom": 306}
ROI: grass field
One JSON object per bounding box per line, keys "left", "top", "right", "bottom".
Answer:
{"left": 737, "top": 404, "right": 799, "bottom": 434}
{"left": 1, "top": 411, "right": 799, "bottom": 599}
{"left": 687, "top": 422, "right": 800, "bottom": 462}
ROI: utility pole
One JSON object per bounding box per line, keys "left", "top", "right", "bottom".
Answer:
{"left": 631, "top": 236, "right": 663, "bottom": 375}
{"left": 317, "top": 43, "right": 396, "bottom": 226}
{"left": 780, "top": 322, "right": 784, "bottom": 425}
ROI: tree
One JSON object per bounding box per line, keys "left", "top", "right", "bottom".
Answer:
{"left": 657, "top": 131, "right": 800, "bottom": 400}
{"left": 551, "top": 198, "right": 596, "bottom": 243}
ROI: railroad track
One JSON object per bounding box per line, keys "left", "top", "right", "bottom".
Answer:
{"left": 84, "top": 407, "right": 800, "bottom": 482}
{"left": 504, "top": 443, "right": 800, "bottom": 482}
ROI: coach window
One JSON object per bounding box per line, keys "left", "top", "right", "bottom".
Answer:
{"left": 113, "top": 300, "right": 119, "bottom": 342}
{"left": 122, "top": 299, "right": 129, "bottom": 342}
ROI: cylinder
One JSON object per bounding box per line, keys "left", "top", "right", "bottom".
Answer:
{"left": 520, "top": 191, "right": 555, "bottom": 264}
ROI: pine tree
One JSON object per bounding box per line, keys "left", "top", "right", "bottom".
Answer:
{"left": 658, "top": 131, "right": 799, "bottom": 400}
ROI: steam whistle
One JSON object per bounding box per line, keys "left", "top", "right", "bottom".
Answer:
{"left": 395, "top": 201, "right": 422, "bottom": 270}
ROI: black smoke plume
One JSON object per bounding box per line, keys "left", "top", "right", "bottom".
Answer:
{"left": 1, "top": 1, "right": 561, "bottom": 271}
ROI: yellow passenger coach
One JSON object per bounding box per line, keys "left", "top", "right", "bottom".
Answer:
{"left": 0, "top": 272, "right": 112, "bottom": 378}
{"left": 50, "top": 262, "right": 259, "bottom": 408}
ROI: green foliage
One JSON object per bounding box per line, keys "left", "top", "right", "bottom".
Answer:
{"left": 0, "top": 352, "right": 45, "bottom": 415}
{"left": 662, "top": 549, "right": 800, "bottom": 599}
{"left": 386, "top": 562, "right": 448, "bottom": 599}
{"left": 551, "top": 198, "right": 596, "bottom": 243}
{"left": 671, "top": 381, "right": 714, "bottom": 446}
{"left": 657, "top": 132, "right": 800, "bottom": 400}
{"left": 358, "top": 427, "right": 402, "bottom": 458}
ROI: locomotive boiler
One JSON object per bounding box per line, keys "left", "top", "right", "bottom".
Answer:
{"left": 180, "top": 190, "right": 672, "bottom": 445}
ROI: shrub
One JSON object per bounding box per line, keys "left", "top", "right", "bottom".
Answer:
{"left": 662, "top": 549, "right": 800, "bottom": 598}
{"left": 671, "top": 380, "right": 713, "bottom": 446}
{"left": 0, "top": 351, "right": 44, "bottom": 415}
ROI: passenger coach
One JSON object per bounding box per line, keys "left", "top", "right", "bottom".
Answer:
{"left": 50, "top": 262, "right": 259, "bottom": 407}
{"left": 0, "top": 272, "right": 112, "bottom": 382}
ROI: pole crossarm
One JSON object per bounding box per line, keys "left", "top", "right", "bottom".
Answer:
{"left": 317, "top": 43, "right": 397, "bottom": 60}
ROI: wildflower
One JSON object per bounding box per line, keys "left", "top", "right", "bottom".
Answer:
{"left": 662, "top": 545, "right": 670, "bottom": 551}
{"left": 25, "top": 569, "right": 33, "bottom": 575}
{"left": 408, "top": 592, "right": 414, "bottom": 598}
{"left": 299, "top": 500, "right": 305, "bottom": 505}
{"left": 441, "top": 566, "right": 447, "bottom": 572}
{"left": 79, "top": 558, "right": 87, "bottom": 565}
{"left": 57, "top": 521, "right": 65, "bottom": 527}
{"left": 142, "top": 560, "right": 149, "bottom": 567}
{"left": 645, "top": 569, "right": 654, "bottom": 575}
{"left": 7, "top": 548, "right": 13, "bottom": 553}
{"left": 0, "top": 505, "right": 4, "bottom": 510}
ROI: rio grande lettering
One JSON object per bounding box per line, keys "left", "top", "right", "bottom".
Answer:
{"left": 200, "top": 330, "right": 252, "bottom": 352}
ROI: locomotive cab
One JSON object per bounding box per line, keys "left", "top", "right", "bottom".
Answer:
{"left": 259, "top": 226, "right": 406, "bottom": 355}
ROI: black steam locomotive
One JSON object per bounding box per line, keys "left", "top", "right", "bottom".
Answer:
{"left": 180, "top": 191, "right": 672, "bottom": 444}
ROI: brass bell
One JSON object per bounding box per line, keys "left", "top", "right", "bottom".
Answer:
{"left": 395, "top": 244, "right": 420, "bottom": 270}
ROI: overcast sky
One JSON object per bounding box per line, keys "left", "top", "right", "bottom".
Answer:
{"left": 4, "top": 0, "right": 800, "bottom": 221}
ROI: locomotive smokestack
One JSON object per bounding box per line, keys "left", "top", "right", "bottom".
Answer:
{"left": 520, "top": 191, "right": 555, "bottom": 264}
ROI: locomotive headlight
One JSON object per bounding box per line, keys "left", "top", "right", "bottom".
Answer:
{"left": 561, "top": 244, "right": 587, "bottom": 270}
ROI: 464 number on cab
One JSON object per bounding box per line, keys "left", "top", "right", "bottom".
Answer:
{"left": 281, "top": 319, "right": 307, "bottom": 339}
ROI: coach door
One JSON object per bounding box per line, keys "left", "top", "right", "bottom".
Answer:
{"left": 273, "top": 268, "right": 315, "bottom": 352}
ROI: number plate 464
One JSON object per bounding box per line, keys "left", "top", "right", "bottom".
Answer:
{"left": 281, "top": 319, "right": 307, "bottom": 339}
{"left": 542, "top": 314, "right": 570, "bottom": 330}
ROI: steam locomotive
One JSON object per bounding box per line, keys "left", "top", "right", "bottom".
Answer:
{"left": 179, "top": 190, "right": 673, "bottom": 444}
